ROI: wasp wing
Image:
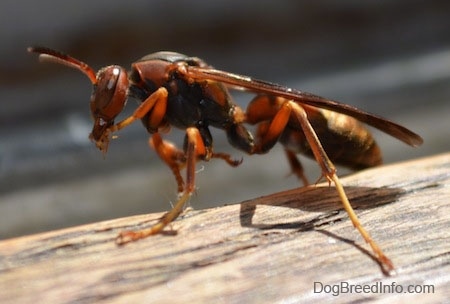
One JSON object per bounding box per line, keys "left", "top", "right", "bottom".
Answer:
{"left": 186, "top": 67, "right": 423, "bottom": 147}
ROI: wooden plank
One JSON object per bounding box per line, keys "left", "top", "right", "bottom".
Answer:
{"left": 1, "top": 152, "right": 449, "bottom": 303}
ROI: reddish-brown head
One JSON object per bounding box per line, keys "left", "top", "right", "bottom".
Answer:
{"left": 28, "top": 47, "right": 129, "bottom": 146}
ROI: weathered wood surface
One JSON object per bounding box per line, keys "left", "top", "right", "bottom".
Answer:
{"left": 1, "top": 152, "right": 449, "bottom": 303}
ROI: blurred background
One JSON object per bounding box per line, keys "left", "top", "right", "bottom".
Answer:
{"left": 1, "top": 0, "right": 449, "bottom": 239}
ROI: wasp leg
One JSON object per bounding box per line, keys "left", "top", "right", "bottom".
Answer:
{"left": 248, "top": 95, "right": 394, "bottom": 273}
{"left": 150, "top": 133, "right": 186, "bottom": 193}
{"left": 287, "top": 101, "right": 394, "bottom": 274}
{"left": 94, "top": 87, "right": 168, "bottom": 154}
{"left": 150, "top": 132, "right": 242, "bottom": 193}
{"left": 211, "top": 152, "right": 242, "bottom": 167}
{"left": 284, "top": 149, "right": 309, "bottom": 186}
{"left": 116, "top": 127, "right": 205, "bottom": 244}
{"left": 251, "top": 118, "right": 308, "bottom": 185}
{"left": 247, "top": 97, "right": 307, "bottom": 185}
{"left": 253, "top": 100, "right": 291, "bottom": 153}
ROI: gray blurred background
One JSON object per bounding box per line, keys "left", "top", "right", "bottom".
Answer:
{"left": 1, "top": 0, "right": 449, "bottom": 239}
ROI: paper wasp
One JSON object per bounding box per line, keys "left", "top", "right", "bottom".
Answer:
{"left": 28, "top": 46, "right": 423, "bottom": 274}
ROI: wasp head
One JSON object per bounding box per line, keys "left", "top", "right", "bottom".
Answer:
{"left": 28, "top": 47, "right": 129, "bottom": 154}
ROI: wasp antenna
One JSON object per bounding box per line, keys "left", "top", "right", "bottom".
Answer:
{"left": 28, "top": 46, "right": 97, "bottom": 85}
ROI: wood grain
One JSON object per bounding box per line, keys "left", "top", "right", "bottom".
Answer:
{"left": 1, "top": 152, "right": 449, "bottom": 303}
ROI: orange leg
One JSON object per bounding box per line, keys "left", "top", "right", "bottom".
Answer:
{"left": 248, "top": 98, "right": 308, "bottom": 186}
{"left": 150, "top": 133, "right": 186, "bottom": 193}
{"left": 211, "top": 152, "right": 242, "bottom": 167}
{"left": 116, "top": 127, "right": 207, "bottom": 244}
{"left": 93, "top": 87, "right": 168, "bottom": 154}
{"left": 247, "top": 96, "right": 291, "bottom": 153}
{"left": 246, "top": 94, "right": 279, "bottom": 124}
{"left": 150, "top": 132, "right": 243, "bottom": 193}
{"left": 290, "top": 101, "right": 394, "bottom": 274}
{"left": 284, "top": 149, "right": 309, "bottom": 186}
{"left": 251, "top": 97, "right": 394, "bottom": 274}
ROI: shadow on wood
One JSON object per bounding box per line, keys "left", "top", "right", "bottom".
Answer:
{"left": 239, "top": 185, "right": 405, "bottom": 229}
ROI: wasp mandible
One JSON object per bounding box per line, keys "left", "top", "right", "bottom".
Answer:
{"left": 28, "top": 47, "right": 423, "bottom": 274}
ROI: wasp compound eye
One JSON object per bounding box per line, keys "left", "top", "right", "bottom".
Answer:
{"left": 90, "top": 66, "right": 129, "bottom": 120}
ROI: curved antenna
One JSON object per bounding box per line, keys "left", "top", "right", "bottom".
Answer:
{"left": 28, "top": 46, "right": 97, "bottom": 84}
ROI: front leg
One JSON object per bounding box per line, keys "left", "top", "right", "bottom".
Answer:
{"left": 92, "top": 87, "right": 168, "bottom": 154}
